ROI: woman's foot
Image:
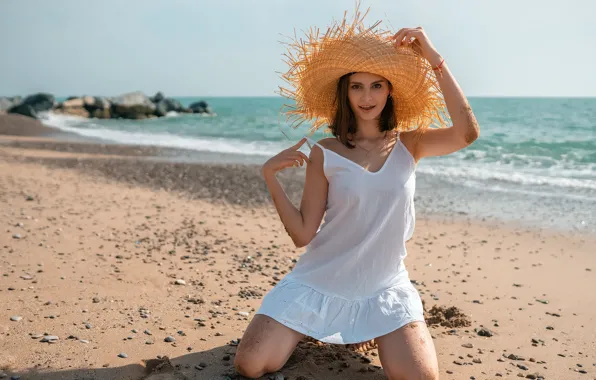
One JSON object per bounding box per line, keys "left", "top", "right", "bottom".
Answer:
{"left": 347, "top": 339, "right": 377, "bottom": 352}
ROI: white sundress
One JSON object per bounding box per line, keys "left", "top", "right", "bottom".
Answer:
{"left": 255, "top": 132, "right": 425, "bottom": 344}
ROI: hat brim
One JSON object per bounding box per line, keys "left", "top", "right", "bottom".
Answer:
{"left": 278, "top": 8, "right": 450, "bottom": 134}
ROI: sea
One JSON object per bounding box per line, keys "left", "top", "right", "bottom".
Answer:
{"left": 39, "top": 97, "right": 596, "bottom": 234}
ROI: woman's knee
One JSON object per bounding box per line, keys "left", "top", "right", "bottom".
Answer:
{"left": 234, "top": 353, "right": 285, "bottom": 379}
{"left": 233, "top": 354, "right": 266, "bottom": 379}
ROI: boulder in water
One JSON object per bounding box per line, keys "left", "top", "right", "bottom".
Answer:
{"left": 8, "top": 93, "right": 55, "bottom": 118}
{"left": 20, "top": 93, "right": 55, "bottom": 113}
{"left": 155, "top": 98, "right": 187, "bottom": 116}
{"left": 55, "top": 97, "right": 90, "bottom": 118}
{"left": 8, "top": 103, "right": 37, "bottom": 118}
{"left": 150, "top": 91, "right": 165, "bottom": 103}
{"left": 92, "top": 108, "right": 111, "bottom": 119}
{"left": 111, "top": 91, "right": 156, "bottom": 119}
{"left": 188, "top": 100, "right": 212, "bottom": 114}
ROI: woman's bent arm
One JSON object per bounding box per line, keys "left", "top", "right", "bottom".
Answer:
{"left": 262, "top": 144, "right": 327, "bottom": 248}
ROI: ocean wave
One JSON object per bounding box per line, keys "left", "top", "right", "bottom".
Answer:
{"left": 417, "top": 164, "right": 596, "bottom": 191}
{"left": 38, "top": 112, "right": 595, "bottom": 192}
{"left": 39, "top": 112, "right": 282, "bottom": 156}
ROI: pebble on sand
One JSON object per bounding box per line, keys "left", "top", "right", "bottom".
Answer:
{"left": 174, "top": 279, "right": 186, "bottom": 285}
{"left": 10, "top": 316, "right": 22, "bottom": 322}
{"left": 118, "top": 353, "right": 128, "bottom": 358}
{"left": 40, "top": 335, "right": 59, "bottom": 343}
{"left": 165, "top": 336, "right": 176, "bottom": 342}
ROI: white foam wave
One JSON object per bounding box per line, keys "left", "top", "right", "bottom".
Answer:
{"left": 39, "top": 112, "right": 596, "bottom": 191}
{"left": 454, "top": 178, "right": 596, "bottom": 202}
{"left": 39, "top": 112, "right": 282, "bottom": 156}
{"left": 418, "top": 164, "right": 596, "bottom": 190}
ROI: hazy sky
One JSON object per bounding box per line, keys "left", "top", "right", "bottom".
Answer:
{"left": 1, "top": 0, "right": 594, "bottom": 97}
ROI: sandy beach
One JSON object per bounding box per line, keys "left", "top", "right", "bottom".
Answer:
{"left": 1, "top": 117, "right": 595, "bottom": 380}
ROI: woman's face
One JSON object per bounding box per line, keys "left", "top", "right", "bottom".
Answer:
{"left": 347, "top": 72, "right": 391, "bottom": 122}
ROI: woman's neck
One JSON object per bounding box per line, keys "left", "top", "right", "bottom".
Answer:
{"left": 352, "top": 119, "right": 384, "bottom": 140}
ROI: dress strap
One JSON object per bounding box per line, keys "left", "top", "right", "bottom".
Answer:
{"left": 304, "top": 136, "right": 325, "bottom": 151}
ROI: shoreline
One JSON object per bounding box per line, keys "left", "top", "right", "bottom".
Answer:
{"left": 1, "top": 114, "right": 594, "bottom": 237}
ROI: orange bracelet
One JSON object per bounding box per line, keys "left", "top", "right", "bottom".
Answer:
{"left": 432, "top": 58, "right": 445, "bottom": 77}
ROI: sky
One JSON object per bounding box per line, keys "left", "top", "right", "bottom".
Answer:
{"left": 1, "top": 0, "right": 595, "bottom": 98}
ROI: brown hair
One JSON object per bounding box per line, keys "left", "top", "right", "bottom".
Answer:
{"left": 329, "top": 72, "right": 396, "bottom": 149}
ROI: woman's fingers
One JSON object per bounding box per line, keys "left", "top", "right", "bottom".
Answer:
{"left": 392, "top": 28, "right": 422, "bottom": 46}
{"left": 287, "top": 158, "right": 305, "bottom": 168}
{"left": 296, "top": 151, "right": 310, "bottom": 163}
{"left": 287, "top": 151, "right": 310, "bottom": 165}
{"left": 290, "top": 137, "right": 307, "bottom": 150}
{"left": 392, "top": 28, "right": 411, "bottom": 45}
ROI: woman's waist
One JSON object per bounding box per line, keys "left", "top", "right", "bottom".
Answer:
{"left": 287, "top": 258, "right": 411, "bottom": 298}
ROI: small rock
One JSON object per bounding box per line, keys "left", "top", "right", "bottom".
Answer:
{"left": 80, "top": 339, "right": 89, "bottom": 344}
{"left": 12, "top": 234, "right": 21, "bottom": 239}
{"left": 174, "top": 279, "right": 186, "bottom": 285}
{"left": 477, "top": 327, "right": 493, "bottom": 337}
{"left": 164, "top": 336, "right": 176, "bottom": 343}
{"left": 10, "top": 316, "right": 22, "bottom": 322}
{"left": 85, "top": 323, "right": 92, "bottom": 329}
{"left": 462, "top": 343, "right": 474, "bottom": 348}
{"left": 237, "top": 311, "right": 250, "bottom": 317}
{"left": 118, "top": 353, "right": 128, "bottom": 359}
{"left": 40, "top": 335, "right": 59, "bottom": 343}
{"left": 525, "top": 374, "right": 542, "bottom": 379}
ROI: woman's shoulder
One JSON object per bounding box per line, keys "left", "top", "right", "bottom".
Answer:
{"left": 316, "top": 137, "right": 337, "bottom": 149}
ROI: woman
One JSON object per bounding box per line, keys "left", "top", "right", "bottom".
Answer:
{"left": 234, "top": 7, "right": 479, "bottom": 380}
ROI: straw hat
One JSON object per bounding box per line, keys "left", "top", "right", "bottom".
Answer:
{"left": 278, "top": 5, "right": 450, "bottom": 135}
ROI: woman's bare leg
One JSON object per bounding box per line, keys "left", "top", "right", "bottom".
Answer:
{"left": 375, "top": 321, "right": 439, "bottom": 380}
{"left": 234, "top": 314, "right": 304, "bottom": 379}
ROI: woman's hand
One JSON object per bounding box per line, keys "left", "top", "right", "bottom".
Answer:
{"left": 391, "top": 27, "right": 442, "bottom": 66}
{"left": 261, "top": 137, "right": 310, "bottom": 177}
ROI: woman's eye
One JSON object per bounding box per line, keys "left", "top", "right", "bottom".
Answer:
{"left": 373, "top": 83, "right": 382, "bottom": 89}
{"left": 350, "top": 85, "right": 360, "bottom": 90}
